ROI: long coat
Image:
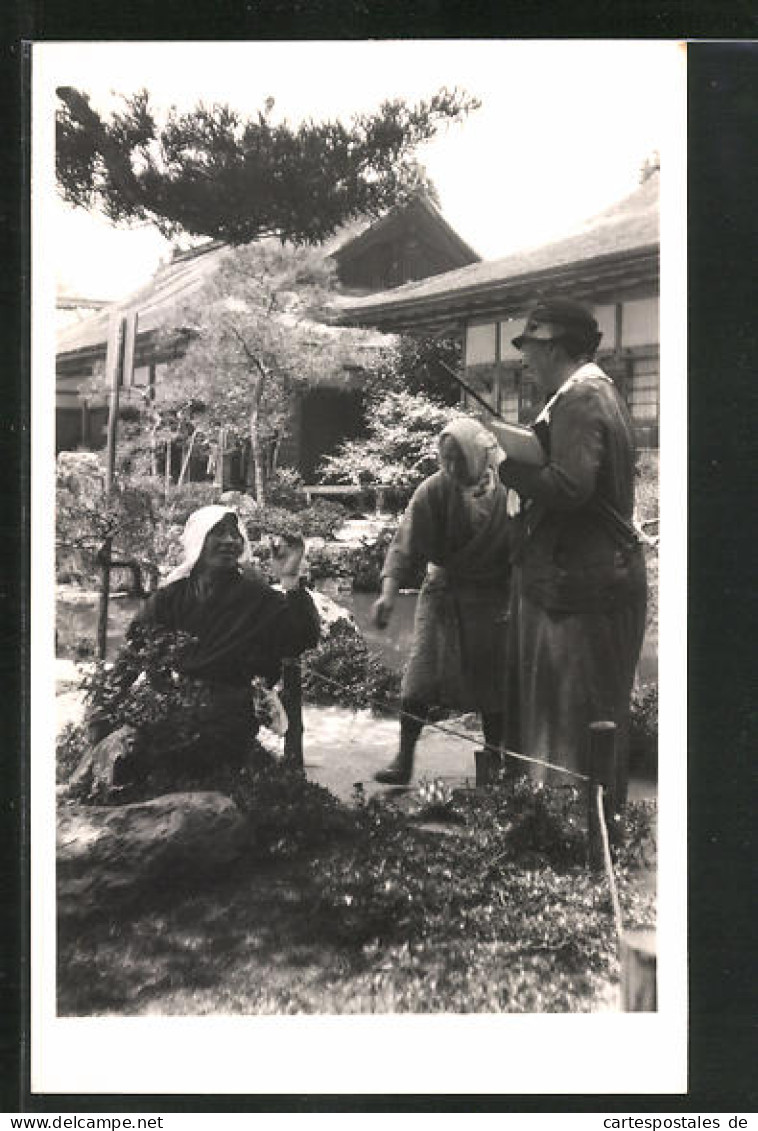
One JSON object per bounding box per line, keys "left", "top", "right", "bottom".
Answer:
{"left": 499, "top": 367, "right": 647, "bottom": 802}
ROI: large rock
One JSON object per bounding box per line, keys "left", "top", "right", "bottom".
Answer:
{"left": 57, "top": 791, "right": 249, "bottom": 919}
{"left": 68, "top": 725, "right": 138, "bottom": 800}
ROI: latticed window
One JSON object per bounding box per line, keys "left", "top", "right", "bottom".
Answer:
{"left": 495, "top": 366, "right": 518, "bottom": 422}
{"left": 628, "top": 369, "right": 659, "bottom": 421}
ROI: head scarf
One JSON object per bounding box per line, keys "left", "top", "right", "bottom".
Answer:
{"left": 439, "top": 417, "right": 504, "bottom": 493}
{"left": 163, "top": 505, "right": 252, "bottom": 586}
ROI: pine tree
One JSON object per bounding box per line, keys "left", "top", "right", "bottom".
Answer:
{"left": 56, "top": 86, "right": 479, "bottom": 245}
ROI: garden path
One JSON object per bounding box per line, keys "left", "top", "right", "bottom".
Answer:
{"left": 57, "top": 663, "right": 656, "bottom": 810}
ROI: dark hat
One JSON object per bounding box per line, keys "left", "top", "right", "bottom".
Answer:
{"left": 511, "top": 297, "right": 602, "bottom": 352}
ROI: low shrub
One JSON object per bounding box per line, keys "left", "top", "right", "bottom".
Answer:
{"left": 305, "top": 544, "right": 353, "bottom": 583}
{"left": 305, "top": 777, "right": 656, "bottom": 979}
{"left": 56, "top": 722, "right": 90, "bottom": 785}
{"left": 611, "top": 798, "right": 657, "bottom": 872}
{"left": 498, "top": 778, "right": 587, "bottom": 867}
{"left": 300, "top": 617, "right": 401, "bottom": 712}
{"left": 242, "top": 500, "right": 349, "bottom": 544}
{"left": 226, "top": 760, "right": 359, "bottom": 858}
{"left": 162, "top": 482, "right": 221, "bottom": 528}
{"left": 630, "top": 682, "right": 658, "bottom": 772}
{"left": 264, "top": 468, "right": 309, "bottom": 510}
{"left": 347, "top": 527, "right": 397, "bottom": 593}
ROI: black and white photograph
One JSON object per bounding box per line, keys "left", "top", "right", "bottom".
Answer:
{"left": 30, "top": 39, "right": 688, "bottom": 1096}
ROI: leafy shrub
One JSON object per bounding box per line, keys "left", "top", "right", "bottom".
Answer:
{"left": 317, "top": 389, "right": 465, "bottom": 496}
{"left": 634, "top": 451, "right": 659, "bottom": 642}
{"left": 226, "top": 760, "right": 359, "bottom": 858}
{"left": 299, "top": 500, "right": 351, "bottom": 540}
{"left": 161, "top": 481, "right": 221, "bottom": 528}
{"left": 305, "top": 544, "right": 353, "bottom": 583}
{"left": 306, "top": 525, "right": 414, "bottom": 593}
{"left": 242, "top": 500, "right": 348, "bottom": 544}
{"left": 264, "top": 468, "right": 308, "bottom": 510}
{"left": 306, "top": 777, "right": 656, "bottom": 969}
{"left": 56, "top": 463, "right": 161, "bottom": 583}
{"left": 629, "top": 682, "right": 658, "bottom": 771}
{"left": 65, "top": 624, "right": 255, "bottom": 802}
{"left": 68, "top": 633, "right": 96, "bottom": 662}
{"left": 56, "top": 722, "right": 90, "bottom": 785}
{"left": 611, "top": 799, "right": 657, "bottom": 871}
{"left": 499, "top": 778, "right": 588, "bottom": 866}
{"left": 347, "top": 527, "right": 398, "bottom": 593}
{"left": 412, "top": 778, "right": 466, "bottom": 824}
{"left": 300, "top": 617, "right": 400, "bottom": 712}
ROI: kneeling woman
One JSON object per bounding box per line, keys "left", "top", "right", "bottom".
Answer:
{"left": 373, "top": 418, "right": 514, "bottom": 785}
{"left": 87, "top": 505, "right": 320, "bottom": 793}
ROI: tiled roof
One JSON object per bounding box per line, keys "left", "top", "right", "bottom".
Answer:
{"left": 338, "top": 173, "right": 659, "bottom": 321}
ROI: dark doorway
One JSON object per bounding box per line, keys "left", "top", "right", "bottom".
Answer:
{"left": 298, "top": 388, "right": 366, "bottom": 481}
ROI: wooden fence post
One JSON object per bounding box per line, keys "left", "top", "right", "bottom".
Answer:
{"left": 96, "top": 313, "right": 126, "bottom": 660}
{"left": 620, "top": 929, "right": 657, "bottom": 1011}
{"left": 587, "top": 720, "right": 618, "bottom": 870}
{"left": 281, "top": 658, "right": 304, "bottom": 771}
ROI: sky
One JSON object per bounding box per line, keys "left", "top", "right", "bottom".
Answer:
{"left": 37, "top": 39, "right": 684, "bottom": 300}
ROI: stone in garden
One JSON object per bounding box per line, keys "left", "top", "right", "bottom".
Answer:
{"left": 57, "top": 791, "right": 249, "bottom": 919}
{"left": 68, "top": 724, "right": 138, "bottom": 800}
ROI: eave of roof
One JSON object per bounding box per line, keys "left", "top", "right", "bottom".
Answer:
{"left": 332, "top": 193, "right": 480, "bottom": 267}
{"left": 336, "top": 246, "right": 659, "bottom": 333}
{"left": 56, "top": 193, "right": 479, "bottom": 361}
{"left": 337, "top": 173, "right": 659, "bottom": 329}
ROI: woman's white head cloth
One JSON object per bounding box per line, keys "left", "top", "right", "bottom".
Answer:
{"left": 163, "top": 505, "right": 252, "bottom": 586}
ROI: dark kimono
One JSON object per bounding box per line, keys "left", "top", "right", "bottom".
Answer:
{"left": 382, "top": 469, "right": 512, "bottom": 712}
{"left": 126, "top": 573, "right": 320, "bottom": 778}
{"left": 499, "top": 366, "right": 647, "bottom": 803}
{"left": 136, "top": 572, "right": 320, "bottom": 686}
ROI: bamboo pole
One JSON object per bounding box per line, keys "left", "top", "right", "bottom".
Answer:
{"left": 177, "top": 429, "right": 197, "bottom": 487}
{"left": 164, "top": 439, "right": 172, "bottom": 499}
{"left": 96, "top": 314, "right": 126, "bottom": 660}
{"left": 214, "top": 426, "right": 226, "bottom": 490}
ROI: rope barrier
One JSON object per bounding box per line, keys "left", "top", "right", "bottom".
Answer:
{"left": 300, "top": 655, "right": 627, "bottom": 982}
{"left": 300, "top": 661, "right": 589, "bottom": 783}
{"left": 302, "top": 662, "right": 625, "bottom": 965}
{"left": 596, "top": 783, "right": 624, "bottom": 943}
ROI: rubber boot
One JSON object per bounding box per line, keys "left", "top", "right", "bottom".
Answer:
{"left": 477, "top": 711, "right": 504, "bottom": 783}
{"left": 374, "top": 713, "right": 423, "bottom": 785}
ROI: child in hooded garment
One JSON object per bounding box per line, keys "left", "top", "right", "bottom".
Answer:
{"left": 373, "top": 418, "right": 514, "bottom": 785}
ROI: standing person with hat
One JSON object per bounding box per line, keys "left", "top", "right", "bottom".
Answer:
{"left": 488, "top": 298, "right": 647, "bottom": 805}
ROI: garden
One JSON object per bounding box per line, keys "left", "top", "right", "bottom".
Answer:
{"left": 55, "top": 399, "right": 659, "bottom": 1016}
{"left": 52, "top": 71, "right": 660, "bottom": 1020}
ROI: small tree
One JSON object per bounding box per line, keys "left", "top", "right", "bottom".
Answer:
{"left": 139, "top": 241, "right": 387, "bottom": 504}
{"left": 56, "top": 452, "right": 161, "bottom": 584}
{"left": 376, "top": 332, "right": 463, "bottom": 405}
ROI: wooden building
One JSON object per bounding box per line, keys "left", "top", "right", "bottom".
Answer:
{"left": 338, "top": 172, "right": 660, "bottom": 448}
{"left": 55, "top": 194, "right": 480, "bottom": 468}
